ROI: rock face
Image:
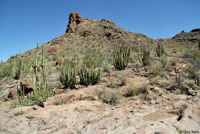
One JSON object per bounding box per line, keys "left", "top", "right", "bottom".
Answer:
{"left": 65, "top": 12, "right": 117, "bottom": 38}
{"left": 66, "top": 12, "right": 83, "bottom": 33}
{"left": 172, "top": 28, "right": 200, "bottom": 44}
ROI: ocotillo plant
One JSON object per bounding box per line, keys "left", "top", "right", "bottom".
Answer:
{"left": 156, "top": 43, "right": 164, "bottom": 57}
{"left": 113, "top": 45, "right": 131, "bottom": 70}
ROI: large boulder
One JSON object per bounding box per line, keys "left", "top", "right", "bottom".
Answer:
{"left": 18, "top": 78, "right": 34, "bottom": 95}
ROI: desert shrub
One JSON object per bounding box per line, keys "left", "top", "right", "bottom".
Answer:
{"left": 107, "top": 80, "right": 118, "bottom": 88}
{"left": 161, "top": 57, "right": 167, "bottom": 68}
{"left": 125, "top": 87, "right": 138, "bottom": 97}
{"left": 137, "top": 85, "right": 149, "bottom": 95}
{"left": 187, "top": 66, "right": 198, "bottom": 79}
{"left": 32, "top": 88, "right": 53, "bottom": 103}
{"left": 15, "top": 110, "right": 24, "bottom": 116}
{"left": 60, "top": 61, "right": 76, "bottom": 88}
{"left": 98, "top": 90, "right": 119, "bottom": 105}
{"left": 169, "top": 43, "right": 187, "bottom": 53}
{"left": 113, "top": 45, "right": 131, "bottom": 70}
{"left": 79, "top": 52, "right": 103, "bottom": 86}
{"left": 0, "top": 62, "right": 13, "bottom": 80}
{"left": 156, "top": 43, "right": 164, "bottom": 57}
{"left": 119, "top": 77, "right": 127, "bottom": 86}
{"left": 102, "top": 60, "right": 111, "bottom": 73}
{"left": 147, "top": 61, "right": 163, "bottom": 79}
{"left": 125, "top": 85, "right": 149, "bottom": 97}
{"left": 17, "top": 85, "right": 30, "bottom": 106}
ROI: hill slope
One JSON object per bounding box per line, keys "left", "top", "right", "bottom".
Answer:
{"left": 0, "top": 12, "right": 200, "bottom": 134}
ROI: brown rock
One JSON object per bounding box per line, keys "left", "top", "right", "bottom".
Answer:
{"left": 101, "top": 19, "right": 115, "bottom": 25}
{"left": 53, "top": 89, "right": 65, "bottom": 95}
{"left": 81, "top": 30, "right": 91, "bottom": 37}
{"left": 66, "top": 12, "right": 83, "bottom": 33}
{"left": 18, "top": 78, "right": 34, "bottom": 95}
{"left": 8, "top": 90, "right": 17, "bottom": 99}
{"left": 48, "top": 45, "right": 63, "bottom": 54}
{"left": 175, "top": 67, "right": 180, "bottom": 73}
{"left": 169, "top": 71, "right": 176, "bottom": 76}
{"left": 56, "top": 57, "right": 66, "bottom": 66}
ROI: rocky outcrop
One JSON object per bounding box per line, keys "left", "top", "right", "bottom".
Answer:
{"left": 66, "top": 12, "right": 83, "bottom": 33}
{"left": 172, "top": 28, "right": 200, "bottom": 44}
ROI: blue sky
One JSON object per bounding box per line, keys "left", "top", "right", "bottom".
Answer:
{"left": 0, "top": 0, "right": 199, "bottom": 61}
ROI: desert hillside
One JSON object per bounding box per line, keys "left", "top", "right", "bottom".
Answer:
{"left": 0, "top": 12, "right": 200, "bottom": 134}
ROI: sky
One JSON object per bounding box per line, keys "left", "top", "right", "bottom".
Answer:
{"left": 0, "top": 0, "right": 199, "bottom": 61}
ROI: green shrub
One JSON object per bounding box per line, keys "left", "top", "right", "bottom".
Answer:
{"left": 17, "top": 85, "right": 30, "bottom": 106}
{"left": 0, "top": 61, "right": 14, "bottom": 80}
{"left": 98, "top": 90, "right": 119, "bottom": 105}
{"left": 107, "top": 80, "right": 118, "bottom": 88}
{"left": 125, "top": 85, "right": 149, "bottom": 97}
{"left": 187, "top": 66, "right": 197, "bottom": 79}
{"left": 113, "top": 45, "right": 131, "bottom": 70}
{"left": 161, "top": 57, "right": 167, "bottom": 68}
{"left": 60, "top": 61, "right": 76, "bottom": 88}
{"left": 32, "top": 88, "right": 53, "bottom": 103}
{"left": 137, "top": 85, "right": 149, "bottom": 95}
{"left": 156, "top": 43, "right": 164, "bottom": 57}
{"left": 125, "top": 87, "right": 138, "bottom": 97}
